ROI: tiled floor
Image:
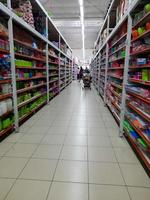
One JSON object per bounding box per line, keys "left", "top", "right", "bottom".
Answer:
{"left": 0, "top": 81, "right": 150, "bottom": 200}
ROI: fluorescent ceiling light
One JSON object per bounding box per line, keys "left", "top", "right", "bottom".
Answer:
{"left": 79, "top": 0, "right": 85, "bottom": 62}
{"left": 79, "top": 0, "right": 83, "bottom": 6}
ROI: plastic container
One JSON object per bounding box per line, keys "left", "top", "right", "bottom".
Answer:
{"left": 6, "top": 99, "right": 13, "bottom": 111}
{"left": 0, "top": 101, "right": 7, "bottom": 116}
{"left": 2, "top": 118, "right": 11, "bottom": 129}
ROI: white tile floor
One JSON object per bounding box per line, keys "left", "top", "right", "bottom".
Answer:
{"left": 0, "top": 81, "right": 150, "bottom": 200}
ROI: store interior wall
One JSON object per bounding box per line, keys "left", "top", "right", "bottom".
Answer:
{"left": 72, "top": 48, "right": 93, "bottom": 64}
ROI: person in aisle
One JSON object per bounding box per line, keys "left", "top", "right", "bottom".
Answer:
{"left": 77, "top": 67, "right": 80, "bottom": 80}
{"left": 84, "top": 67, "right": 90, "bottom": 74}
{"left": 79, "top": 66, "right": 83, "bottom": 82}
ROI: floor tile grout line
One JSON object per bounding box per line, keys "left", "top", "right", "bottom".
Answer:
{"left": 1, "top": 176, "right": 150, "bottom": 189}
{"left": 112, "top": 140, "right": 133, "bottom": 200}
{"left": 1, "top": 153, "right": 142, "bottom": 165}
{"left": 87, "top": 114, "right": 90, "bottom": 200}
{"left": 3, "top": 132, "right": 48, "bottom": 200}
{"left": 45, "top": 121, "right": 70, "bottom": 200}
{"left": 1, "top": 82, "right": 149, "bottom": 199}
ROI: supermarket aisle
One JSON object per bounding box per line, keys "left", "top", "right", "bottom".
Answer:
{"left": 0, "top": 81, "right": 150, "bottom": 200}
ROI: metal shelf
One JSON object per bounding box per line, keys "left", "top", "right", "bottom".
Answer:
{"left": 15, "top": 52, "right": 45, "bottom": 62}
{"left": 125, "top": 116, "right": 150, "bottom": 147}
{"left": 18, "top": 93, "right": 46, "bottom": 109}
{"left": 0, "top": 93, "right": 12, "bottom": 101}
{"left": 127, "top": 90, "right": 150, "bottom": 104}
{"left": 17, "top": 83, "right": 46, "bottom": 94}
{"left": 0, "top": 1, "right": 73, "bottom": 139}
{"left": 0, "top": 125, "right": 14, "bottom": 137}
{"left": 128, "top": 78, "right": 150, "bottom": 86}
{"left": 127, "top": 103, "right": 150, "bottom": 123}
{"left": 17, "top": 76, "right": 46, "bottom": 82}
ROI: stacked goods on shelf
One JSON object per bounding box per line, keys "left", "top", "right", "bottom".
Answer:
{"left": 13, "top": 26, "right": 47, "bottom": 123}
{"left": 101, "top": 28, "right": 107, "bottom": 46}
{"left": 125, "top": 1, "right": 150, "bottom": 170}
{"left": 106, "top": 21, "right": 127, "bottom": 123}
{"left": 90, "top": 0, "right": 150, "bottom": 173}
{"left": 0, "top": 0, "right": 72, "bottom": 139}
{"left": 18, "top": 95, "right": 47, "bottom": 123}
{"left": 72, "top": 60, "right": 78, "bottom": 80}
{"left": 92, "top": 54, "right": 99, "bottom": 92}
{"left": 99, "top": 47, "right": 106, "bottom": 98}
{"left": 66, "top": 58, "right": 72, "bottom": 86}
{"left": 91, "top": 57, "right": 97, "bottom": 89}
{"left": 123, "top": 118, "right": 150, "bottom": 166}
{"left": 12, "top": 0, "right": 46, "bottom": 36}
{"left": 49, "top": 48, "right": 59, "bottom": 99}
{"left": 116, "top": 0, "right": 128, "bottom": 23}
{"left": 0, "top": 20, "right": 14, "bottom": 137}
{"left": 12, "top": 0, "right": 35, "bottom": 28}
{"left": 60, "top": 55, "right": 66, "bottom": 90}
{"left": 60, "top": 38, "right": 67, "bottom": 54}
{"left": 66, "top": 58, "right": 69, "bottom": 85}
{"left": 51, "top": 41, "right": 59, "bottom": 49}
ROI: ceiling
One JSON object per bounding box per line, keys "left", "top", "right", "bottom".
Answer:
{"left": 39, "top": 0, "right": 110, "bottom": 61}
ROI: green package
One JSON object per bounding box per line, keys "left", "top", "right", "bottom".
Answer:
{"left": 2, "top": 118, "right": 11, "bottom": 129}
{"left": 142, "top": 69, "right": 149, "bottom": 81}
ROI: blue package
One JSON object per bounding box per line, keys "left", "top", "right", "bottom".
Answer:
{"left": 136, "top": 58, "right": 147, "bottom": 65}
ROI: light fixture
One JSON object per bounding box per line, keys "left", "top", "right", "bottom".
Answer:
{"left": 79, "top": 0, "right": 85, "bottom": 63}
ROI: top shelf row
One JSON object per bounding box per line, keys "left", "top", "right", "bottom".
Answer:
{"left": 93, "top": 0, "right": 149, "bottom": 56}
{"left": 0, "top": 0, "right": 72, "bottom": 59}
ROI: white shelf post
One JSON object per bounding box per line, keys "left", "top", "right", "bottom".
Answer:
{"left": 46, "top": 17, "right": 49, "bottom": 103}
{"left": 8, "top": 16, "right": 19, "bottom": 132}
{"left": 119, "top": 14, "right": 132, "bottom": 137}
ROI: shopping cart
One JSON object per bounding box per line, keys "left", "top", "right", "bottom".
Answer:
{"left": 82, "top": 73, "right": 91, "bottom": 89}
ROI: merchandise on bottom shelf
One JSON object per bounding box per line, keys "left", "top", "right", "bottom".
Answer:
{"left": 0, "top": 98, "right": 13, "bottom": 132}
{"left": 0, "top": 115, "right": 13, "bottom": 132}
{"left": 17, "top": 88, "right": 46, "bottom": 105}
{"left": 49, "top": 88, "right": 59, "bottom": 99}
{"left": 123, "top": 120, "right": 150, "bottom": 159}
{"left": 19, "top": 95, "right": 47, "bottom": 119}
{"left": 0, "top": 98, "right": 13, "bottom": 116}
{"left": 125, "top": 109, "right": 150, "bottom": 139}
{"left": 127, "top": 95, "right": 150, "bottom": 117}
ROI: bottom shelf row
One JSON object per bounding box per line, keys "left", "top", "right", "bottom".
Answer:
{"left": 0, "top": 80, "right": 72, "bottom": 140}
{"left": 105, "top": 100, "right": 150, "bottom": 173}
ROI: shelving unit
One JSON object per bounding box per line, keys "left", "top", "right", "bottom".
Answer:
{"left": 0, "top": 12, "right": 14, "bottom": 140}
{"left": 0, "top": 0, "right": 73, "bottom": 139}
{"left": 72, "top": 60, "right": 78, "bottom": 80}
{"left": 90, "top": 0, "right": 150, "bottom": 174}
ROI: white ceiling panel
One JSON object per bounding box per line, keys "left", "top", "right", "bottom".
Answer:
{"left": 39, "top": 0, "right": 110, "bottom": 60}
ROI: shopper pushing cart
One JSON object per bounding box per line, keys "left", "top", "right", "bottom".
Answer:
{"left": 82, "top": 68, "right": 92, "bottom": 89}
